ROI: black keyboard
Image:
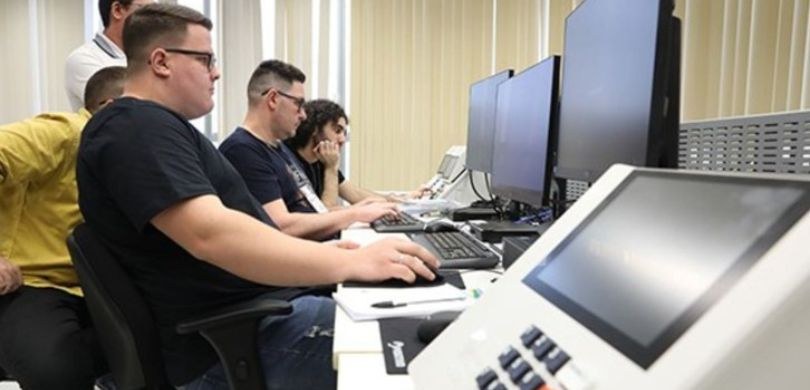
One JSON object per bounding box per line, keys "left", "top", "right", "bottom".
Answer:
{"left": 370, "top": 212, "right": 425, "bottom": 233}
{"left": 409, "top": 231, "right": 500, "bottom": 269}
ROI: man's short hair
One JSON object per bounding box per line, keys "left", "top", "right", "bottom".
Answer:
{"left": 84, "top": 66, "right": 127, "bottom": 114}
{"left": 285, "top": 99, "right": 348, "bottom": 150}
{"left": 122, "top": 3, "right": 212, "bottom": 72}
{"left": 99, "top": 0, "right": 134, "bottom": 28}
{"left": 247, "top": 60, "right": 307, "bottom": 106}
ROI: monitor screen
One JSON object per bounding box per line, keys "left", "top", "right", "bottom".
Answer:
{"left": 555, "top": 0, "right": 679, "bottom": 182}
{"left": 523, "top": 171, "right": 810, "bottom": 368}
{"left": 490, "top": 56, "right": 559, "bottom": 207}
{"left": 465, "top": 69, "right": 514, "bottom": 173}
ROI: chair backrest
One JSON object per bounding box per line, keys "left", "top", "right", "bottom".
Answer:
{"left": 67, "top": 224, "right": 171, "bottom": 390}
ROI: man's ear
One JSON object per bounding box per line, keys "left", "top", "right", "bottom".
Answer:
{"left": 149, "top": 49, "right": 171, "bottom": 78}
{"left": 111, "top": 1, "right": 126, "bottom": 22}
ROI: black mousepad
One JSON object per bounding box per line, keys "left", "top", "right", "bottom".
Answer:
{"left": 378, "top": 317, "right": 428, "bottom": 375}
{"left": 342, "top": 270, "right": 465, "bottom": 290}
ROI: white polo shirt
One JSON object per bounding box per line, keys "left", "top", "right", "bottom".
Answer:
{"left": 64, "top": 32, "right": 127, "bottom": 111}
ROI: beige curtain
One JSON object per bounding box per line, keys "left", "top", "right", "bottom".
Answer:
{"left": 681, "top": 0, "right": 810, "bottom": 121}
{"left": 274, "top": 0, "right": 342, "bottom": 101}
{"left": 0, "top": 0, "right": 83, "bottom": 124}
{"left": 218, "top": 0, "right": 263, "bottom": 137}
{"left": 350, "top": 0, "right": 495, "bottom": 190}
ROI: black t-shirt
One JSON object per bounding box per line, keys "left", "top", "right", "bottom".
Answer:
{"left": 77, "top": 98, "right": 303, "bottom": 385}
{"left": 219, "top": 128, "right": 315, "bottom": 214}
{"left": 291, "top": 149, "right": 346, "bottom": 198}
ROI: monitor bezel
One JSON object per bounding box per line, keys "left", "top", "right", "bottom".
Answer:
{"left": 464, "top": 69, "right": 515, "bottom": 174}
{"left": 490, "top": 56, "right": 560, "bottom": 208}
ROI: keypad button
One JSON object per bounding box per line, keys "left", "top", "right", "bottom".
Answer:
{"left": 498, "top": 346, "right": 520, "bottom": 368}
{"left": 531, "top": 337, "right": 555, "bottom": 361}
{"left": 520, "top": 326, "right": 543, "bottom": 348}
{"left": 507, "top": 359, "right": 532, "bottom": 383}
{"left": 485, "top": 380, "right": 507, "bottom": 390}
{"left": 518, "top": 371, "right": 545, "bottom": 390}
{"left": 476, "top": 368, "right": 498, "bottom": 389}
{"left": 544, "top": 347, "right": 570, "bottom": 374}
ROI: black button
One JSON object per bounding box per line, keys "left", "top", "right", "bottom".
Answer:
{"left": 543, "top": 347, "right": 570, "bottom": 374}
{"left": 476, "top": 368, "right": 498, "bottom": 389}
{"left": 518, "top": 372, "right": 545, "bottom": 390}
{"left": 498, "top": 346, "right": 520, "bottom": 368}
{"left": 485, "top": 380, "right": 507, "bottom": 390}
{"left": 507, "top": 359, "right": 532, "bottom": 383}
{"left": 520, "top": 326, "right": 543, "bottom": 348}
{"left": 531, "top": 337, "right": 554, "bottom": 361}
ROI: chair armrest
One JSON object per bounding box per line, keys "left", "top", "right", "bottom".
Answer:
{"left": 176, "top": 298, "right": 292, "bottom": 335}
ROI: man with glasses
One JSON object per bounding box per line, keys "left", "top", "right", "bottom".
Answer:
{"left": 220, "top": 60, "right": 400, "bottom": 241}
{"left": 285, "top": 99, "right": 432, "bottom": 208}
{"left": 77, "top": 5, "right": 437, "bottom": 389}
{"left": 65, "top": 0, "right": 154, "bottom": 111}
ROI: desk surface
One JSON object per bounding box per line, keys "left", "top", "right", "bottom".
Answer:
{"left": 334, "top": 226, "right": 500, "bottom": 389}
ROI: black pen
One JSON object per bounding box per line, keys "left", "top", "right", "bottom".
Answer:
{"left": 371, "top": 296, "right": 466, "bottom": 309}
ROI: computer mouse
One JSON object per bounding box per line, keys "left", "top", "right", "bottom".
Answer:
{"left": 416, "top": 310, "right": 461, "bottom": 344}
{"left": 423, "top": 220, "right": 458, "bottom": 233}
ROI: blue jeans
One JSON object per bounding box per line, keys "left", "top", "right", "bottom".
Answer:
{"left": 183, "top": 295, "right": 336, "bottom": 390}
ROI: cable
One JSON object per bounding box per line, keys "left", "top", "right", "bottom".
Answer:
{"left": 468, "top": 170, "right": 489, "bottom": 202}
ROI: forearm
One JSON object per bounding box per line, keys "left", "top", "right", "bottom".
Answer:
{"left": 273, "top": 208, "right": 358, "bottom": 240}
{"left": 321, "top": 167, "right": 340, "bottom": 207}
{"left": 153, "top": 196, "right": 356, "bottom": 286}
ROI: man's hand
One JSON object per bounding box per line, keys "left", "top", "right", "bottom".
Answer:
{"left": 408, "top": 185, "right": 432, "bottom": 199}
{"left": 352, "top": 196, "right": 389, "bottom": 207}
{"left": 314, "top": 140, "right": 340, "bottom": 169}
{"left": 0, "top": 256, "right": 23, "bottom": 295}
{"left": 350, "top": 202, "right": 399, "bottom": 223}
{"left": 348, "top": 238, "right": 439, "bottom": 283}
{"left": 325, "top": 240, "right": 361, "bottom": 250}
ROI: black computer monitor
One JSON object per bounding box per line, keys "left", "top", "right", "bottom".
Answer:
{"left": 490, "top": 56, "right": 560, "bottom": 208}
{"left": 465, "top": 69, "right": 514, "bottom": 174}
{"left": 555, "top": 0, "right": 681, "bottom": 183}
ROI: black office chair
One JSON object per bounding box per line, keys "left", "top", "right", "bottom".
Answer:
{"left": 67, "top": 223, "right": 292, "bottom": 390}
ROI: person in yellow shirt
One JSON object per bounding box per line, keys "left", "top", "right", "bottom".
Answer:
{"left": 0, "top": 66, "right": 126, "bottom": 390}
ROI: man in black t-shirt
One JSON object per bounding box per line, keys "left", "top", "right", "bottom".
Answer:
{"left": 221, "top": 60, "right": 401, "bottom": 241}
{"left": 285, "top": 99, "right": 430, "bottom": 208}
{"left": 77, "top": 5, "right": 438, "bottom": 389}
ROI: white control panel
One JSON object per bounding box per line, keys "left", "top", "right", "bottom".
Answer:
{"left": 411, "top": 164, "right": 810, "bottom": 389}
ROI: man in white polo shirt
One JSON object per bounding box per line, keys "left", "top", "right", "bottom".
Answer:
{"left": 64, "top": 0, "right": 153, "bottom": 110}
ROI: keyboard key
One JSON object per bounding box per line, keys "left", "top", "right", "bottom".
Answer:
{"left": 531, "top": 337, "right": 554, "bottom": 361}
{"left": 520, "top": 326, "right": 543, "bottom": 348}
{"left": 485, "top": 380, "right": 507, "bottom": 390}
{"left": 543, "top": 347, "right": 570, "bottom": 374}
{"left": 518, "top": 372, "right": 545, "bottom": 390}
{"left": 476, "top": 368, "right": 498, "bottom": 389}
{"left": 507, "top": 359, "right": 532, "bottom": 383}
{"left": 498, "top": 346, "right": 520, "bottom": 368}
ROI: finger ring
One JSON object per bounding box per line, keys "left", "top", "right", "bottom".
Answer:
{"left": 393, "top": 254, "right": 405, "bottom": 264}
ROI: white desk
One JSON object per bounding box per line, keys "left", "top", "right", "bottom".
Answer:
{"left": 333, "top": 226, "right": 500, "bottom": 389}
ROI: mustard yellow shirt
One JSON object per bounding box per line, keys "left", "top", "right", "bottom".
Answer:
{"left": 0, "top": 109, "right": 91, "bottom": 296}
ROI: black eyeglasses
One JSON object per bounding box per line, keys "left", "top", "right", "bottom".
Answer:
{"left": 262, "top": 88, "right": 306, "bottom": 112}
{"left": 164, "top": 48, "right": 217, "bottom": 71}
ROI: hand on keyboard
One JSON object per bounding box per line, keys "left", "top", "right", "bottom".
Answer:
{"left": 347, "top": 237, "right": 440, "bottom": 284}
{"left": 350, "top": 202, "right": 399, "bottom": 223}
